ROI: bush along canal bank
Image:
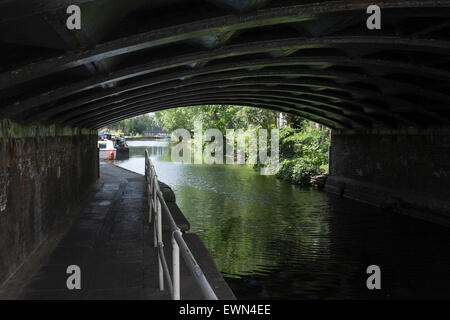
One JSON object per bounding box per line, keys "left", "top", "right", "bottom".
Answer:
{"left": 276, "top": 125, "right": 330, "bottom": 189}
{"left": 146, "top": 105, "right": 332, "bottom": 188}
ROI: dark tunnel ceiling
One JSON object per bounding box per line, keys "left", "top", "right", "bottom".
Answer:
{"left": 0, "top": 0, "right": 450, "bottom": 129}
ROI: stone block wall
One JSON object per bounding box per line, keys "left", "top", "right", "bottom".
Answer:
{"left": 0, "top": 120, "right": 98, "bottom": 285}
{"left": 326, "top": 128, "right": 450, "bottom": 226}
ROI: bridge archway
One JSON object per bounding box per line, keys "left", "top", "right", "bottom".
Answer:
{"left": 0, "top": 0, "right": 449, "bottom": 129}
{"left": 1, "top": 0, "right": 450, "bottom": 288}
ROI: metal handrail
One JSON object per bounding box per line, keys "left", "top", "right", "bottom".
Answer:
{"left": 145, "top": 150, "right": 218, "bottom": 300}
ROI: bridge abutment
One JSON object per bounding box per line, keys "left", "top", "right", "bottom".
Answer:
{"left": 0, "top": 120, "right": 98, "bottom": 286}
{"left": 326, "top": 128, "right": 450, "bottom": 226}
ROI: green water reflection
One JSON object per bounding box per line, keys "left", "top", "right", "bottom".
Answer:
{"left": 115, "top": 140, "right": 450, "bottom": 299}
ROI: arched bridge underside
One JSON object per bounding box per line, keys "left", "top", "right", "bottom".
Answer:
{"left": 1, "top": 0, "right": 450, "bottom": 130}
{"left": 2, "top": 0, "right": 450, "bottom": 291}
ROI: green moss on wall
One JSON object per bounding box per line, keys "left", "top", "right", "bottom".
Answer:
{"left": 1, "top": 119, "right": 95, "bottom": 138}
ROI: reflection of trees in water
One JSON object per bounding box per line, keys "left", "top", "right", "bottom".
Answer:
{"left": 129, "top": 146, "right": 169, "bottom": 159}
{"left": 174, "top": 167, "right": 332, "bottom": 282}
{"left": 121, "top": 143, "right": 450, "bottom": 299}
{"left": 149, "top": 146, "right": 167, "bottom": 157}
{"left": 128, "top": 143, "right": 333, "bottom": 292}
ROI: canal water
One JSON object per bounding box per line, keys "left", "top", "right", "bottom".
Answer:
{"left": 115, "top": 140, "right": 450, "bottom": 299}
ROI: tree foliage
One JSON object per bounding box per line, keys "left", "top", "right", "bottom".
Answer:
{"left": 154, "top": 105, "right": 330, "bottom": 186}
{"left": 276, "top": 126, "right": 330, "bottom": 185}
{"left": 154, "top": 105, "right": 277, "bottom": 133}
{"left": 116, "top": 106, "right": 330, "bottom": 186}
{"left": 106, "top": 114, "right": 159, "bottom": 135}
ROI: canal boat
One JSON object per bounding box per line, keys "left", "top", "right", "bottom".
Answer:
{"left": 98, "top": 139, "right": 117, "bottom": 160}
{"left": 98, "top": 132, "right": 130, "bottom": 160}
{"left": 114, "top": 136, "right": 130, "bottom": 159}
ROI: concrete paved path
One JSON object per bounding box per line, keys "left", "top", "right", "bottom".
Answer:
{"left": 18, "top": 162, "right": 235, "bottom": 300}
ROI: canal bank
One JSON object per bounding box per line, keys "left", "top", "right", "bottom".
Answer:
{"left": 115, "top": 140, "right": 450, "bottom": 300}
{"left": 1, "top": 162, "right": 234, "bottom": 300}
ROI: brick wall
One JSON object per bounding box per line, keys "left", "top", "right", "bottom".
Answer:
{"left": 0, "top": 120, "right": 98, "bottom": 285}
{"left": 326, "top": 128, "right": 450, "bottom": 226}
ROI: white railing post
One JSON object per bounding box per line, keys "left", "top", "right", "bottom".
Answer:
{"left": 148, "top": 188, "right": 152, "bottom": 223}
{"left": 153, "top": 175, "right": 157, "bottom": 227}
{"left": 157, "top": 197, "right": 164, "bottom": 291}
{"left": 148, "top": 164, "right": 153, "bottom": 223}
{"left": 153, "top": 198, "right": 158, "bottom": 248}
{"left": 145, "top": 154, "right": 218, "bottom": 300}
{"left": 146, "top": 151, "right": 153, "bottom": 223}
{"left": 172, "top": 231, "right": 180, "bottom": 300}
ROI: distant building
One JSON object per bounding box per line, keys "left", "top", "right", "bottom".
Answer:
{"left": 142, "top": 128, "right": 170, "bottom": 137}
